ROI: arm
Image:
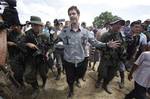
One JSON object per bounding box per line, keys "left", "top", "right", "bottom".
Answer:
{"left": 21, "top": 32, "right": 38, "bottom": 50}
{"left": 88, "top": 31, "right": 120, "bottom": 49}
{"left": 7, "top": 41, "right": 17, "bottom": 46}
{"left": 128, "top": 52, "right": 145, "bottom": 81}
{"left": 54, "top": 30, "right": 64, "bottom": 44}
{"left": 128, "top": 64, "right": 139, "bottom": 81}
{"left": 141, "top": 34, "right": 148, "bottom": 51}
{"left": 53, "top": 36, "right": 62, "bottom": 44}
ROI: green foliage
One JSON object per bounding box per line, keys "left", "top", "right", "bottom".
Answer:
{"left": 93, "top": 11, "right": 120, "bottom": 28}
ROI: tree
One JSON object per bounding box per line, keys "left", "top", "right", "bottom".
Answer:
{"left": 93, "top": 11, "right": 120, "bottom": 28}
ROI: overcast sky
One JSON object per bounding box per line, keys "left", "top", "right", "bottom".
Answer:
{"left": 16, "top": 0, "right": 150, "bottom": 26}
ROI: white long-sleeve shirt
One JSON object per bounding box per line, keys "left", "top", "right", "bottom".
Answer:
{"left": 133, "top": 51, "right": 150, "bottom": 88}
{"left": 59, "top": 26, "right": 106, "bottom": 64}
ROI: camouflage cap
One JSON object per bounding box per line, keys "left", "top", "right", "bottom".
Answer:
{"left": 30, "top": 16, "right": 43, "bottom": 25}
{"left": 110, "top": 17, "right": 125, "bottom": 26}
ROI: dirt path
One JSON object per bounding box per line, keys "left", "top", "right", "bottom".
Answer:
{"left": 0, "top": 65, "right": 134, "bottom": 99}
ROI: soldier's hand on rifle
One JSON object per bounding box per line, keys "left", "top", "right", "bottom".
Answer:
{"left": 26, "top": 43, "right": 39, "bottom": 49}
{"left": 7, "top": 41, "right": 17, "bottom": 46}
{"left": 107, "top": 40, "right": 120, "bottom": 48}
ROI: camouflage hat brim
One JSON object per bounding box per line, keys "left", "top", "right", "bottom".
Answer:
{"left": 30, "top": 21, "right": 43, "bottom": 25}
{"left": 110, "top": 20, "right": 125, "bottom": 26}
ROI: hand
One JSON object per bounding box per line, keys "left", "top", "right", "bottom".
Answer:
{"left": 128, "top": 73, "right": 133, "bottom": 81}
{"left": 7, "top": 41, "right": 17, "bottom": 46}
{"left": 45, "top": 52, "right": 49, "bottom": 60}
{"left": 107, "top": 40, "right": 120, "bottom": 48}
{"left": 26, "top": 43, "right": 38, "bottom": 49}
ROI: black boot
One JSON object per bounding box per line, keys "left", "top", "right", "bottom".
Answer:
{"left": 31, "top": 82, "right": 40, "bottom": 98}
{"left": 67, "top": 85, "right": 74, "bottom": 98}
{"left": 92, "top": 66, "right": 95, "bottom": 71}
{"left": 102, "top": 83, "right": 112, "bottom": 94}
{"left": 62, "top": 65, "right": 65, "bottom": 74}
{"left": 148, "top": 88, "right": 150, "bottom": 95}
{"left": 31, "top": 81, "right": 39, "bottom": 89}
{"left": 92, "top": 62, "right": 96, "bottom": 71}
{"left": 95, "top": 80, "right": 101, "bottom": 88}
{"left": 119, "top": 71, "right": 125, "bottom": 89}
{"left": 75, "top": 79, "right": 81, "bottom": 88}
{"left": 41, "top": 76, "right": 47, "bottom": 88}
{"left": 95, "top": 77, "right": 102, "bottom": 88}
{"left": 55, "top": 67, "right": 61, "bottom": 80}
{"left": 32, "top": 88, "right": 40, "bottom": 99}
{"left": 82, "top": 77, "right": 86, "bottom": 82}
{"left": 124, "top": 94, "right": 132, "bottom": 99}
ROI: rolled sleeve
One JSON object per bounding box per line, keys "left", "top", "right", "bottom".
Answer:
{"left": 140, "top": 33, "right": 147, "bottom": 45}
{"left": 134, "top": 52, "right": 145, "bottom": 66}
{"left": 88, "top": 31, "right": 106, "bottom": 48}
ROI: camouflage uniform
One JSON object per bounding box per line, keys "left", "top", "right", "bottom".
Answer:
{"left": 7, "top": 30, "right": 26, "bottom": 86}
{"left": 97, "top": 31, "right": 126, "bottom": 90}
{"left": 23, "top": 29, "right": 49, "bottom": 89}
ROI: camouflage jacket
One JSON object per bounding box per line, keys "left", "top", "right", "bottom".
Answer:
{"left": 100, "top": 31, "right": 127, "bottom": 66}
{"left": 7, "top": 30, "right": 26, "bottom": 58}
{"left": 24, "top": 29, "right": 51, "bottom": 57}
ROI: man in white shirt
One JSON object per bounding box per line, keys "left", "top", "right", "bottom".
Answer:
{"left": 57, "top": 6, "right": 120, "bottom": 98}
{"left": 125, "top": 42, "right": 150, "bottom": 99}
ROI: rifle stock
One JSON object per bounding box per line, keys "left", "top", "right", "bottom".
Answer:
{"left": 0, "top": 65, "right": 21, "bottom": 88}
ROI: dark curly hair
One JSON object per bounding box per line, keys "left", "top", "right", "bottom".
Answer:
{"left": 68, "top": 6, "right": 80, "bottom": 16}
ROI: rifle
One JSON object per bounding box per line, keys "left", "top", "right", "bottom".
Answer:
{"left": 32, "top": 48, "right": 56, "bottom": 76}
{"left": 32, "top": 33, "right": 56, "bottom": 76}
{"left": 0, "top": 64, "right": 20, "bottom": 88}
{"left": 46, "top": 54, "right": 56, "bottom": 76}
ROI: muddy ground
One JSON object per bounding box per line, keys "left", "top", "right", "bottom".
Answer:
{"left": 0, "top": 63, "right": 149, "bottom": 99}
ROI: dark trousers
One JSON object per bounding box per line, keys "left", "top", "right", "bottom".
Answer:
{"left": 54, "top": 50, "right": 64, "bottom": 75}
{"left": 63, "top": 59, "right": 86, "bottom": 92}
{"left": 54, "top": 50, "right": 64, "bottom": 67}
{"left": 9, "top": 55, "right": 25, "bottom": 86}
{"left": 97, "top": 62, "right": 119, "bottom": 86}
{"left": 11, "top": 63, "right": 25, "bottom": 86}
{"left": 24, "top": 56, "right": 48, "bottom": 89}
{"left": 148, "top": 88, "right": 150, "bottom": 95}
{"left": 125, "top": 81, "right": 147, "bottom": 99}
{"left": 81, "top": 57, "right": 88, "bottom": 79}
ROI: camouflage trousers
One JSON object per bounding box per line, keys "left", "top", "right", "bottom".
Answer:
{"left": 97, "top": 60, "right": 120, "bottom": 85}
{"left": 9, "top": 55, "right": 25, "bottom": 86}
{"left": 0, "top": 83, "right": 12, "bottom": 99}
{"left": 24, "top": 56, "right": 49, "bottom": 88}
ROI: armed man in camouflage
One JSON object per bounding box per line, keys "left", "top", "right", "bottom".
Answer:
{"left": 23, "top": 16, "right": 50, "bottom": 96}
{"left": 95, "top": 18, "right": 126, "bottom": 94}
{"left": 7, "top": 22, "right": 26, "bottom": 88}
